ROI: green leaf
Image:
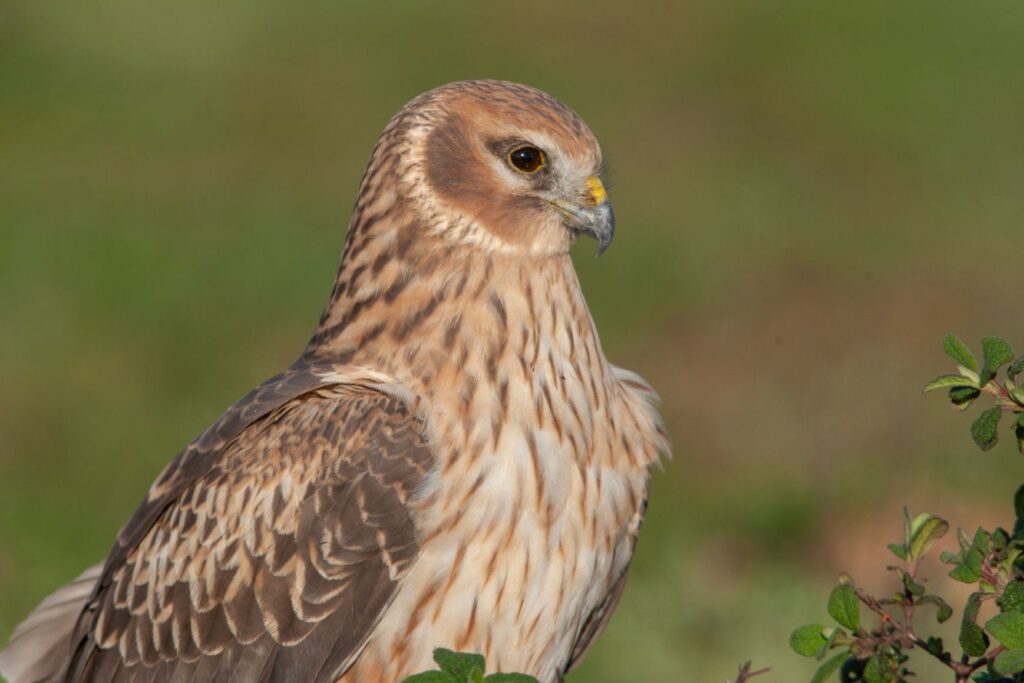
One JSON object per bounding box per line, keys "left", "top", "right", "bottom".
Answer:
{"left": 433, "top": 650, "right": 486, "bottom": 679}
{"left": 925, "top": 635, "right": 945, "bottom": 656}
{"left": 988, "top": 612, "right": 1024, "bottom": 649}
{"left": 944, "top": 334, "right": 979, "bottom": 373}
{"left": 887, "top": 543, "right": 907, "bottom": 561}
{"left": 961, "top": 593, "right": 990, "bottom": 656}
{"left": 949, "top": 546, "right": 983, "bottom": 583}
{"left": 999, "top": 582, "right": 1024, "bottom": 614}
{"left": 827, "top": 584, "right": 860, "bottom": 631}
{"left": 1016, "top": 414, "right": 1024, "bottom": 456}
{"left": 974, "top": 526, "right": 993, "bottom": 555}
{"left": 948, "top": 385, "right": 981, "bottom": 409}
{"left": 790, "top": 624, "right": 829, "bottom": 657}
{"left": 981, "top": 336, "right": 1016, "bottom": 385}
{"left": 993, "top": 527, "right": 1011, "bottom": 550}
{"left": 918, "top": 594, "right": 953, "bottom": 623}
{"left": 1009, "top": 387, "right": 1024, "bottom": 406}
{"left": 484, "top": 675, "right": 540, "bottom": 683}
{"left": 961, "top": 622, "right": 989, "bottom": 657}
{"left": 908, "top": 514, "right": 949, "bottom": 563}
{"left": 402, "top": 673, "right": 460, "bottom": 683}
{"left": 908, "top": 511, "right": 930, "bottom": 536}
{"left": 995, "top": 649, "right": 1024, "bottom": 675}
{"left": 1009, "top": 355, "right": 1024, "bottom": 382}
{"left": 900, "top": 569, "right": 925, "bottom": 596}
{"left": 948, "top": 563, "right": 977, "bottom": 583}
{"left": 810, "top": 651, "right": 848, "bottom": 683}
{"left": 863, "top": 655, "right": 885, "bottom": 683}
{"left": 924, "top": 374, "right": 980, "bottom": 392}
{"left": 1015, "top": 485, "right": 1024, "bottom": 524}
{"left": 971, "top": 406, "right": 1003, "bottom": 450}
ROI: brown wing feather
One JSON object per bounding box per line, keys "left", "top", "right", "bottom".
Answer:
{"left": 62, "top": 364, "right": 433, "bottom": 682}
{"left": 563, "top": 485, "right": 649, "bottom": 676}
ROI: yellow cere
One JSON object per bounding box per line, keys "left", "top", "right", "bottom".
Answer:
{"left": 586, "top": 176, "right": 608, "bottom": 206}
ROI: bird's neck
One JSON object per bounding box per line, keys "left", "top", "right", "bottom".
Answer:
{"left": 303, "top": 211, "right": 665, "bottom": 481}
{"left": 303, "top": 219, "right": 614, "bottom": 416}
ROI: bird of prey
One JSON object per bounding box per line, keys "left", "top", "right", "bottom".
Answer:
{"left": 0, "top": 79, "right": 668, "bottom": 683}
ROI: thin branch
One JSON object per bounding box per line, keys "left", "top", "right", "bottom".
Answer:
{"left": 850, "top": 580, "right": 1003, "bottom": 678}
{"left": 729, "top": 661, "right": 769, "bottom": 683}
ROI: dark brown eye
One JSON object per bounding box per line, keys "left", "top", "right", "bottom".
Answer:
{"left": 508, "top": 146, "right": 545, "bottom": 173}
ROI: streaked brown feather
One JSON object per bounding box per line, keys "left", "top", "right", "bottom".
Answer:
{"left": 61, "top": 366, "right": 433, "bottom": 682}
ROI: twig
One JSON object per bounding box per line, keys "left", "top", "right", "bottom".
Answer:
{"left": 851, "top": 580, "right": 1003, "bottom": 679}
{"left": 729, "top": 661, "right": 770, "bottom": 683}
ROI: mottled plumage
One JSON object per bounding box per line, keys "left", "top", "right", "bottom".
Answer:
{"left": 0, "top": 80, "right": 667, "bottom": 683}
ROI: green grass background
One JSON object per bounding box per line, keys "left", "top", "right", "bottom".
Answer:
{"left": 2, "top": 2, "right": 1024, "bottom": 680}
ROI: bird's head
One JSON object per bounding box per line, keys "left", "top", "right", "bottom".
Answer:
{"left": 374, "top": 80, "right": 614, "bottom": 258}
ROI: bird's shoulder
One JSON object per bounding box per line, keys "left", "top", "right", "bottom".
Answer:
{"left": 113, "top": 361, "right": 426, "bottom": 561}
{"left": 63, "top": 360, "right": 436, "bottom": 682}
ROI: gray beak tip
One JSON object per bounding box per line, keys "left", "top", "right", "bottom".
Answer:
{"left": 549, "top": 198, "right": 615, "bottom": 256}
{"left": 585, "top": 203, "right": 615, "bottom": 257}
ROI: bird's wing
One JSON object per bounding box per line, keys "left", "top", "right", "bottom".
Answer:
{"left": 563, "top": 484, "right": 649, "bottom": 675}
{"left": 59, "top": 361, "right": 434, "bottom": 683}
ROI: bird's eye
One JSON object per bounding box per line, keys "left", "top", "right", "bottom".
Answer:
{"left": 508, "top": 146, "right": 545, "bottom": 174}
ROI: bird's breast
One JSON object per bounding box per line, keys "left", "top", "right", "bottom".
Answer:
{"left": 335, "top": 258, "right": 665, "bottom": 681}
{"left": 340, "top": 368, "right": 657, "bottom": 682}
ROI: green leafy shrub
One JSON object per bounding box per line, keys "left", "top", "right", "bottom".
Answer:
{"left": 791, "top": 335, "right": 1024, "bottom": 682}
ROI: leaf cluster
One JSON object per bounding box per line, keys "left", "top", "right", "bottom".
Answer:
{"left": 401, "top": 649, "right": 538, "bottom": 683}
{"left": 791, "top": 492, "right": 1024, "bottom": 682}
{"left": 925, "top": 335, "right": 1024, "bottom": 452}
{"left": 788, "top": 335, "right": 1024, "bottom": 682}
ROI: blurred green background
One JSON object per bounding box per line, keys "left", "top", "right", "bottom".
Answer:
{"left": 2, "top": 1, "right": 1023, "bottom": 681}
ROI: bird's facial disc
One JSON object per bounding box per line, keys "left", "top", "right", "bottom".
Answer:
{"left": 421, "top": 93, "right": 612, "bottom": 257}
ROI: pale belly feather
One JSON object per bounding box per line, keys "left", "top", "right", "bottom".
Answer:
{"left": 340, "top": 421, "right": 648, "bottom": 683}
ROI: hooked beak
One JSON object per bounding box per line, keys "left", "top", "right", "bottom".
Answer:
{"left": 547, "top": 176, "right": 615, "bottom": 256}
